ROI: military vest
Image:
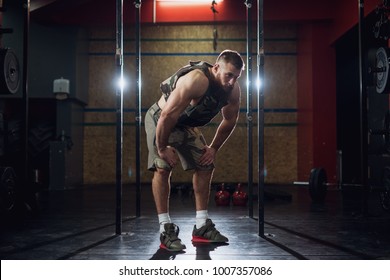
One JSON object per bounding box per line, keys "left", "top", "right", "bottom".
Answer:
{"left": 160, "top": 61, "right": 229, "bottom": 127}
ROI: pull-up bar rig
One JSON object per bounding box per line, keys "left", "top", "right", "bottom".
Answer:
{"left": 114, "top": 0, "right": 266, "bottom": 237}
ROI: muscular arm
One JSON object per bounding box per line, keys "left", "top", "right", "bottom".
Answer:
{"left": 210, "top": 84, "right": 241, "bottom": 150}
{"left": 156, "top": 70, "right": 208, "bottom": 165}
{"left": 199, "top": 83, "right": 241, "bottom": 166}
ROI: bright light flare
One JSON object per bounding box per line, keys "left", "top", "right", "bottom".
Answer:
{"left": 246, "top": 77, "right": 263, "bottom": 92}
{"left": 117, "top": 76, "right": 127, "bottom": 92}
{"left": 256, "top": 77, "right": 262, "bottom": 91}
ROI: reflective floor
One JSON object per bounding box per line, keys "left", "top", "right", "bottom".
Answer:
{"left": 1, "top": 184, "right": 390, "bottom": 260}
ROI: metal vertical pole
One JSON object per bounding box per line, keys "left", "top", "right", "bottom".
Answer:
{"left": 358, "top": 0, "right": 368, "bottom": 215}
{"left": 257, "top": 0, "right": 265, "bottom": 236}
{"left": 135, "top": 0, "right": 142, "bottom": 217}
{"left": 245, "top": 0, "right": 254, "bottom": 218}
{"left": 115, "top": 0, "right": 124, "bottom": 235}
{"left": 22, "top": 0, "right": 30, "bottom": 195}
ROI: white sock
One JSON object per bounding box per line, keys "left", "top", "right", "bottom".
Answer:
{"left": 196, "top": 210, "right": 208, "bottom": 229}
{"left": 158, "top": 213, "right": 171, "bottom": 233}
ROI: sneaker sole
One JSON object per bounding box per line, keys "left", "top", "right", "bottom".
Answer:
{"left": 191, "top": 236, "right": 229, "bottom": 243}
{"left": 160, "top": 243, "right": 186, "bottom": 252}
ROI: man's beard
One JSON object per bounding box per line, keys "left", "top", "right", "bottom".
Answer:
{"left": 215, "top": 74, "right": 233, "bottom": 93}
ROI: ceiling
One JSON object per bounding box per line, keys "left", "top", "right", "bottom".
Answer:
{"left": 29, "top": 0, "right": 340, "bottom": 25}
{"left": 28, "top": 0, "right": 379, "bottom": 43}
{"left": 31, "top": 0, "right": 91, "bottom": 12}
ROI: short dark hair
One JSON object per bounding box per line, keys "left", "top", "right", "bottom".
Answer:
{"left": 216, "top": 50, "right": 245, "bottom": 71}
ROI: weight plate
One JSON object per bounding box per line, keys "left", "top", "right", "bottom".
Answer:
{"left": 375, "top": 47, "right": 390, "bottom": 94}
{"left": 0, "top": 48, "right": 20, "bottom": 94}
{"left": 380, "top": 166, "right": 390, "bottom": 211}
{"left": 309, "top": 167, "right": 327, "bottom": 202}
{"left": 0, "top": 166, "right": 17, "bottom": 213}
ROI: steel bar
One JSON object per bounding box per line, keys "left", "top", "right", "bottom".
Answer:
{"left": 22, "top": 0, "right": 30, "bottom": 195}
{"left": 245, "top": 0, "right": 254, "bottom": 219}
{"left": 135, "top": 0, "right": 142, "bottom": 218}
{"left": 358, "top": 0, "right": 369, "bottom": 215}
{"left": 115, "top": 0, "right": 124, "bottom": 235}
{"left": 257, "top": 0, "right": 265, "bottom": 237}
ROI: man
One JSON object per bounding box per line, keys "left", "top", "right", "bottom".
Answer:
{"left": 145, "top": 50, "right": 244, "bottom": 251}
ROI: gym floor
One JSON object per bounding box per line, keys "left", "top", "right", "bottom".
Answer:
{"left": 1, "top": 184, "right": 389, "bottom": 260}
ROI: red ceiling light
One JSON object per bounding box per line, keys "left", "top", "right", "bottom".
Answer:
{"left": 157, "top": 0, "right": 223, "bottom": 7}
{"left": 156, "top": 0, "right": 223, "bottom": 1}
{"left": 153, "top": 0, "right": 226, "bottom": 23}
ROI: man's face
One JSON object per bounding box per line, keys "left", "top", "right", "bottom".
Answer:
{"left": 214, "top": 61, "right": 242, "bottom": 92}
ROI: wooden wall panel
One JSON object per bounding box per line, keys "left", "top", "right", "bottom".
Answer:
{"left": 83, "top": 23, "right": 298, "bottom": 185}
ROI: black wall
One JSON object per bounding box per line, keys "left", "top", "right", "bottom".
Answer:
{"left": 336, "top": 10, "right": 390, "bottom": 212}
{"left": 1, "top": 0, "right": 88, "bottom": 190}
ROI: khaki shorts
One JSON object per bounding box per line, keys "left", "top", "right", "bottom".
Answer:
{"left": 145, "top": 103, "right": 214, "bottom": 171}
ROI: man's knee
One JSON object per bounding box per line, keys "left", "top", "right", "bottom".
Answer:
{"left": 154, "top": 168, "right": 171, "bottom": 180}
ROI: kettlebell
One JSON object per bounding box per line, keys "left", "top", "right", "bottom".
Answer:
{"left": 232, "top": 183, "right": 248, "bottom": 206}
{"left": 214, "top": 183, "right": 230, "bottom": 206}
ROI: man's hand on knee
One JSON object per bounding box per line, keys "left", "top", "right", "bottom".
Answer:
{"left": 199, "top": 145, "right": 216, "bottom": 166}
{"left": 158, "top": 146, "right": 179, "bottom": 168}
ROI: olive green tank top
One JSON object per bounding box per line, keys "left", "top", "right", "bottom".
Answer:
{"left": 160, "top": 61, "right": 229, "bottom": 127}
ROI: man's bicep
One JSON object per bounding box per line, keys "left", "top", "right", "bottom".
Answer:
{"left": 160, "top": 97, "right": 188, "bottom": 123}
{"left": 221, "top": 102, "right": 239, "bottom": 123}
{"left": 225, "top": 84, "right": 241, "bottom": 120}
{"left": 161, "top": 79, "right": 196, "bottom": 117}
{"left": 222, "top": 93, "right": 240, "bottom": 122}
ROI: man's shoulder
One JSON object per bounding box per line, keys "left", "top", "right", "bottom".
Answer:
{"left": 175, "top": 69, "right": 209, "bottom": 99}
{"left": 189, "top": 60, "right": 213, "bottom": 67}
{"left": 182, "top": 68, "right": 209, "bottom": 83}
